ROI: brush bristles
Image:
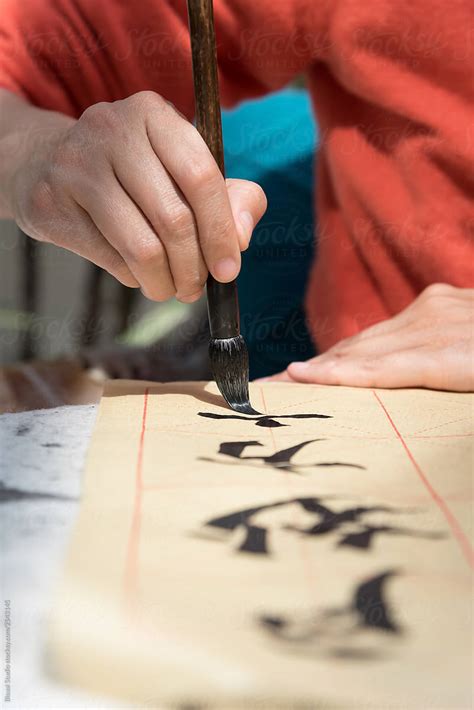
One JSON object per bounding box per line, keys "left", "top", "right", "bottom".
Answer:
{"left": 209, "top": 336, "right": 260, "bottom": 414}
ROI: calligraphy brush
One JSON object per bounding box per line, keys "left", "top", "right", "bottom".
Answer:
{"left": 187, "top": 0, "right": 258, "bottom": 415}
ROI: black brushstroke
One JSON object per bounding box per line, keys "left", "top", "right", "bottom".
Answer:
{"left": 238, "top": 525, "right": 268, "bottom": 554}
{"left": 259, "top": 569, "right": 401, "bottom": 652}
{"left": 205, "top": 439, "right": 365, "bottom": 474}
{"left": 263, "top": 441, "right": 325, "bottom": 470}
{"left": 198, "top": 411, "right": 332, "bottom": 428}
{"left": 207, "top": 503, "right": 267, "bottom": 533}
{"left": 218, "top": 439, "right": 324, "bottom": 472}
{"left": 41, "top": 442, "right": 61, "bottom": 448}
{"left": 204, "top": 496, "right": 444, "bottom": 554}
{"left": 286, "top": 501, "right": 395, "bottom": 538}
{"left": 318, "top": 463, "right": 364, "bottom": 470}
{"left": 339, "top": 525, "right": 445, "bottom": 550}
{"left": 218, "top": 440, "right": 263, "bottom": 458}
{"left": 262, "top": 616, "right": 286, "bottom": 630}
{"left": 285, "top": 500, "right": 445, "bottom": 550}
{"left": 355, "top": 571, "right": 400, "bottom": 632}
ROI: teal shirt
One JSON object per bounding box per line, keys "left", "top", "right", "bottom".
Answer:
{"left": 222, "top": 89, "right": 318, "bottom": 379}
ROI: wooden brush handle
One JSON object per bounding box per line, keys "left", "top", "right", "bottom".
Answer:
{"left": 187, "top": 0, "right": 225, "bottom": 175}
{"left": 187, "top": 0, "right": 240, "bottom": 340}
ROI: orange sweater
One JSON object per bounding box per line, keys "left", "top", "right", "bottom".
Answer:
{"left": 1, "top": 0, "right": 473, "bottom": 350}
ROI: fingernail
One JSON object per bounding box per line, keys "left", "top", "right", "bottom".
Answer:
{"left": 239, "top": 211, "right": 254, "bottom": 241}
{"left": 214, "top": 257, "right": 239, "bottom": 282}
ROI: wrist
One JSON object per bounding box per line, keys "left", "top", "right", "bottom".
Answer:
{"left": 0, "top": 90, "right": 75, "bottom": 220}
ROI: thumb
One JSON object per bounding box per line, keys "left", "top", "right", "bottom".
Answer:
{"left": 226, "top": 178, "right": 267, "bottom": 251}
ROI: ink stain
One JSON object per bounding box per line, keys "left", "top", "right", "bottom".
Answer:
{"left": 198, "top": 412, "right": 332, "bottom": 428}
{"left": 16, "top": 425, "right": 31, "bottom": 436}
{"left": 42, "top": 443, "right": 61, "bottom": 448}
{"left": 0, "top": 482, "right": 74, "bottom": 503}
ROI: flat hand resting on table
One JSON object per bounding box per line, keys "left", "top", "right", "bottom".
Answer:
{"left": 261, "top": 285, "right": 474, "bottom": 392}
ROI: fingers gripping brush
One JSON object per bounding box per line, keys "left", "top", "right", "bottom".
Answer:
{"left": 187, "top": 0, "right": 259, "bottom": 415}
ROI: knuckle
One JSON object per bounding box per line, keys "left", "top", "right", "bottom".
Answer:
{"left": 160, "top": 203, "right": 193, "bottom": 236}
{"left": 80, "top": 101, "right": 120, "bottom": 134}
{"left": 131, "top": 240, "right": 164, "bottom": 267}
{"left": 203, "top": 214, "right": 236, "bottom": 246}
{"left": 186, "top": 157, "right": 219, "bottom": 191}
{"left": 131, "top": 90, "right": 164, "bottom": 112}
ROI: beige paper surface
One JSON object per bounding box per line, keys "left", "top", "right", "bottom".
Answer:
{"left": 49, "top": 381, "right": 473, "bottom": 709}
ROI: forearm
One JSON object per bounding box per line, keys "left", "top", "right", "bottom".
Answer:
{"left": 0, "top": 89, "right": 74, "bottom": 219}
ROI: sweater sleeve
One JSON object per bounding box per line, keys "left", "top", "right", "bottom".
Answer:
{"left": 0, "top": 0, "right": 330, "bottom": 118}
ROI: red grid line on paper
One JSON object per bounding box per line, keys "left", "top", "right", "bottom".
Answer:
{"left": 373, "top": 390, "right": 473, "bottom": 571}
{"left": 411, "top": 416, "right": 472, "bottom": 437}
{"left": 122, "top": 386, "right": 473, "bottom": 605}
{"left": 124, "top": 388, "right": 149, "bottom": 600}
{"left": 136, "top": 428, "right": 472, "bottom": 441}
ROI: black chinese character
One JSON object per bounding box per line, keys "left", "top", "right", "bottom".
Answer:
{"left": 201, "top": 497, "right": 443, "bottom": 555}
{"left": 200, "top": 440, "right": 365, "bottom": 474}
{"left": 259, "top": 570, "right": 401, "bottom": 659}
{"left": 198, "top": 412, "right": 332, "bottom": 428}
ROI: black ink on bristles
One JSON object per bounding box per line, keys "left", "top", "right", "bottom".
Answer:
{"left": 209, "top": 335, "right": 260, "bottom": 415}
